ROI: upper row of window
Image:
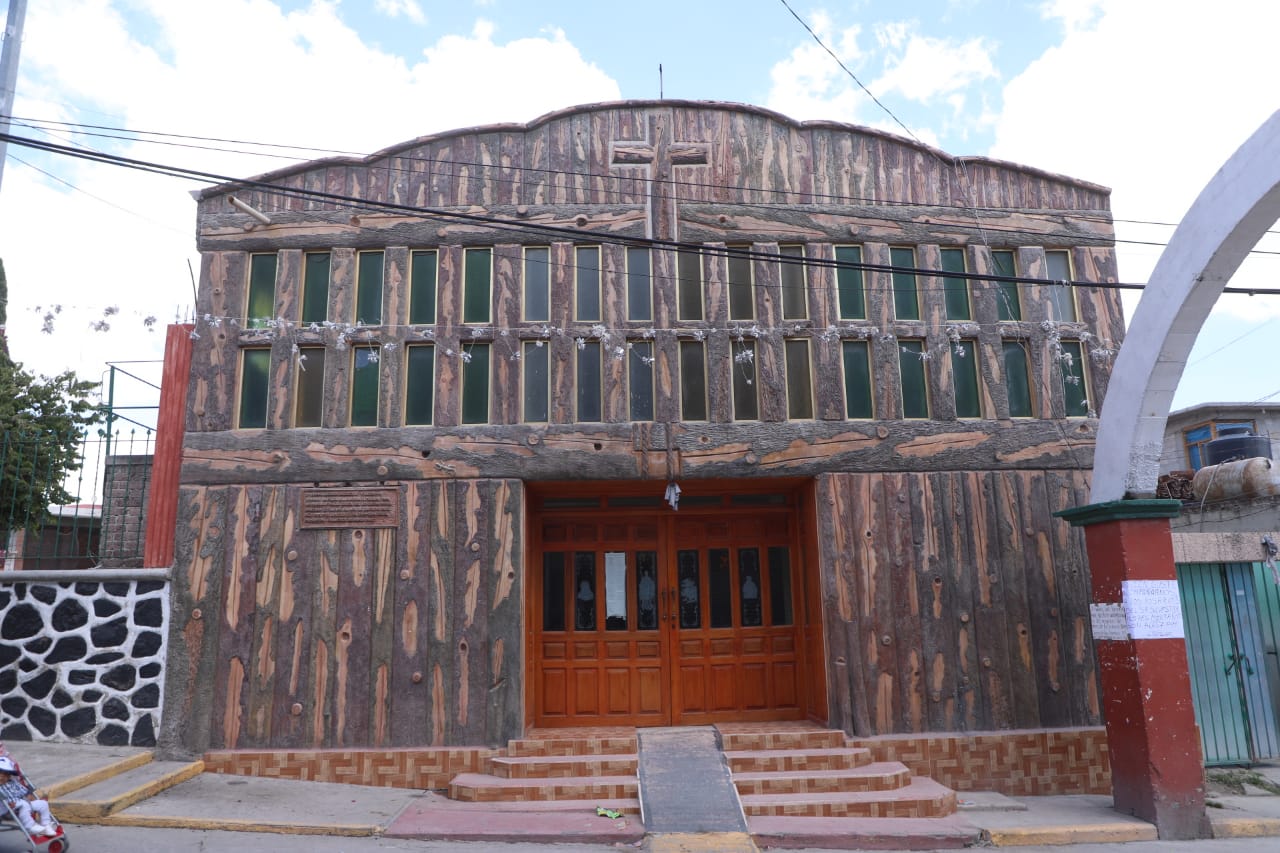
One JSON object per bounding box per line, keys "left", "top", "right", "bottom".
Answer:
{"left": 244, "top": 245, "right": 1081, "bottom": 331}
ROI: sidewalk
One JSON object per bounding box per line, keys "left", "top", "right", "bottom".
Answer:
{"left": 6, "top": 741, "right": 1280, "bottom": 848}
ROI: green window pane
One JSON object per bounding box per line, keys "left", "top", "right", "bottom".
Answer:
{"left": 464, "top": 248, "right": 492, "bottom": 324}
{"left": 941, "top": 248, "right": 971, "bottom": 321}
{"left": 732, "top": 340, "right": 758, "bottom": 421}
{"left": 409, "top": 250, "right": 438, "bottom": 325}
{"left": 576, "top": 246, "right": 601, "bottom": 321}
{"left": 952, "top": 339, "right": 981, "bottom": 418}
{"left": 677, "top": 250, "right": 703, "bottom": 321}
{"left": 890, "top": 247, "right": 919, "bottom": 320}
{"left": 577, "top": 341, "right": 601, "bottom": 422}
{"left": 301, "top": 253, "right": 330, "bottom": 324}
{"left": 899, "top": 339, "right": 929, "bottom": 418}
{"left": 462, "top": 343, "right": 490, "bottom": 423}
{"left": 294, "top": 346, "right": 326, "bottom": 427}
{"left": 1045, "top": 250, "right": 1077, "bottom": 321}
{"left": 992, "top": 250, "right": 1021, "bottom": 321}
{"left": 627, "top": 248, "right": 651, "bottom": 321}
{"left": 247, "top": 254, "right": 277, "bottom": 328}
{"left": 525, "top": 247, "right": 550, "bottom": 321}
{"left": 523, "top": 341, "right": 549, "bottom": 422}
{"left": 1059, "top": 340, "right": 1088, "bottom": 416}
{"left": 835, "top": 246, "right": 865, "bottom": 319}
{"left": 351, "top": 346, "right": 380, "bottom": 426}
{"left": 780, "top": 244, "right": 807, "bottom": 320}
{"left": 238, "top": 348, "right": 271, "bottom": 428}
{"left": 728, "top": 248, "right": 754, "bottom": 320}
{"left": 356, "top": 251, "right": 383, "bottom": 325}
{"left": 405, "top": 345, "right": 435, "bottom": 425}
{"left": 629, "top": 342, "right": 654, "bottom": 421}
{"left": 680, "top": 341, "right": 707, "bottom": 421}
{"left": 785, "top": 339, "right": 813, "bottom": 419}
{"left": 842, "top": 340, "right": 873, "bottom": 419}
{"left": 1003, "top": 341, "right": 1033, "bottom": 418}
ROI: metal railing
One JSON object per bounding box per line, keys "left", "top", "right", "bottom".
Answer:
{"left": 1, "top": 361, "right": 161, "bottom": 570}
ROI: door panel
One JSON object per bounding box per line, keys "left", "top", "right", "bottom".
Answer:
{"left": 532, "top": 507, "right": 806, "bottom": 727}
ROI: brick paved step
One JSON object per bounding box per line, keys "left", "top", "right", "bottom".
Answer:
{"left": 448, "top": 772, "right": 638, "bottom": 803}
{"left": 724, "top": 747, "right": 872, "bottom": 773}
{"left": 505, "top": 736, "right": 638, "bottom": 758}
{"left": 739, "top": 776, "right": 958, "bottom": 819}
{"left": 732, "top": 762, "right": 911, "bottom": 796}
{"left": 718, "top": 729, "right": 847, "bottom": 752}
{"left": 748, "top": 814, "right": 980, "bottom": 850}
{"left": 488, "top": 753, "right": 638, "bottom": 779}
{"left": 421, "top": 793, "right": 642, "bottom": 815}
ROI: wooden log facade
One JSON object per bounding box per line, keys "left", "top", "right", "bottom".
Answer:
{"left": 161, "top": 101, "right": 1120, "bottom": 755}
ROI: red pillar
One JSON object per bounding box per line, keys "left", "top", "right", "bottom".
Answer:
{"left": 1058, "top": 499, "right": 1207, "bottom": 840}
{"left": 143, "top": 323, "right": 194, "bottom": 568}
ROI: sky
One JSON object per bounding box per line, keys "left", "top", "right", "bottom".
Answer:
{"left": 1, "top": 0, "right": 1278, "bottom": 426}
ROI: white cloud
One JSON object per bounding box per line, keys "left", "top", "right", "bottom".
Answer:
{"left": 990, "top": 1, "right": 1280, "bottom": 321}
{"left": 765, "top": 13, "right": 870, "bottom": 123}
{"left": 374, "top": 0, "right": 426, "bottom": 25}
{"left": 0, "top": 0, "right": 620, "bottom": 388}
{"left": 870, "top": 32, "right": 996, "bottom": 103}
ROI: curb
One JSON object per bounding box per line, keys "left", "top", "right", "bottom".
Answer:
{"left": 89, "top": 814, "right": 381, "bottom": 836}
{"left": 981, "top": 822, "right": 1158, "bottom": 847}
{"left": 1210, "top": 816, "right": 1280, "bottom": 838}
{"left": 646, "top": 832, "right": 759, "bottom": 852}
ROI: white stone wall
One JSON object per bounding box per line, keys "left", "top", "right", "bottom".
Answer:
{"left": 0, "top": 574, "right": 168, "bottom": 746}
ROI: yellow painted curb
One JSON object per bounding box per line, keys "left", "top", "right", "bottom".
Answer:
{"left": 44, "top": 751, "right": 154, "bottom": 799}
{"left": 646, "top": 831, "right": 758, "bottom": 852}
{"left": 54, "top": 760, "right": 205, "bottom": 821}
{"left": 982, "top": 822, "right": 1157, "bottom": 847}
{"left": 93, "top": 814, "right": 379, "bottom": 836}
{"left": 1210, "top": 816, "right": 1280, "bottom": 838}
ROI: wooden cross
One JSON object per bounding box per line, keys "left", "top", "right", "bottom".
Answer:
{"left": 611, "top": 116, "right": 710, "bottom": 241}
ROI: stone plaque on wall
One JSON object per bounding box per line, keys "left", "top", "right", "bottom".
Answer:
{"left": 299, "top": 486, "right": 399, "bottom": 529}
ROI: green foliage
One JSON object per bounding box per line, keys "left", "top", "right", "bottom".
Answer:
{"left": 0, "top": 357, "right": 99, "bottom": 529}
{"left": 0, "top": 256, "right": 7, "bottom": 326}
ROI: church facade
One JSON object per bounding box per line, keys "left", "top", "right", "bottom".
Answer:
{"left": 160, "top": 101, "right": 1123, "bottom": 760}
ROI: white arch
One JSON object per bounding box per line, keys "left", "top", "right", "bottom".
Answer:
{"left": 1092, "top": 110, "right": 1280, "bottom": 502}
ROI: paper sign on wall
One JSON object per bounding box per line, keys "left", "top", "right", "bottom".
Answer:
{"left": 1089, "top": 603, "right": 1130, "bottom": 641}
{"left": 1121, "top": 580, "right": 1184, "bottom": 640}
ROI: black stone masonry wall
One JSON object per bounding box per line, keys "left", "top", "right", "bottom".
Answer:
{"left": 0, "top": 579, "right": 167, "bottom": 746}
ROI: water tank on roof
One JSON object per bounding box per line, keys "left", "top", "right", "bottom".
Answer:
{"left": 1205, "top": 425, "right": 1272, "bottom": 466}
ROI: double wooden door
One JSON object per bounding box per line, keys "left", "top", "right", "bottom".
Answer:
{"left": 531, "top": 507, "right": 805, "bottom": 727}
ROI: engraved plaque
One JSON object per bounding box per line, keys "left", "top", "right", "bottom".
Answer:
{"left": 299, "top": 487, "right": 399, "bottom": 529}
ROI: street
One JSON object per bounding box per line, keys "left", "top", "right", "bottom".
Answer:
{"left": 0, "top": 825, "right": 1275, "bottom": 853}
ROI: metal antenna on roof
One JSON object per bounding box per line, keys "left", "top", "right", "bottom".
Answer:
{"left": 659, "top": 64, "right": 664, "bottom": 99}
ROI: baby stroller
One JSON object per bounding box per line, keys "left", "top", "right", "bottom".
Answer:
{"left": 0, "top": 753, "right": 69, "bottom": 853}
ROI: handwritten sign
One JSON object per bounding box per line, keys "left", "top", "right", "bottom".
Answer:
{"left": 1089, "top": 603, "right": 1130, "bottom": 641}
{"left": 1122, "top": 580, "right": 1184, "bottom": 639}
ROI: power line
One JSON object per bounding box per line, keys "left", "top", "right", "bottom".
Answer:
{"left": 10, "top": 114, "right": 1280, "bottom": 260}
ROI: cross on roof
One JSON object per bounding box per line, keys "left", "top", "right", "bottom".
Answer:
{"left": 611, "top": 117, "right": 710, "bottom": 241}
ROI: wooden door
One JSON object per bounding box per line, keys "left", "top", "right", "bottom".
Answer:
{"left": 531, "top": 506, "right": 804, "bottom": 727}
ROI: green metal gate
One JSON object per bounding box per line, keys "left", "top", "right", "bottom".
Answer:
{"left": 1177, "top": 562, "right": 1280, "bottom": 765}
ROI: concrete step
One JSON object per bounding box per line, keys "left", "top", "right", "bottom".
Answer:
{"left": 732, "top": 762, "right": 911, "bottom": 796}
{"left": 447, "top": 772, "right": 638, "bottom": 803}
{"left": 748, "top": 813, "right": 981, "bottom": 850}
{"left": 52, "top": 759, "right": 205, "bottom": 821}
{"left": 740, "top": 776, "right": 958, "bottom": 819}
{"left": 417, "top": 795, "right": 642, "bottom": 815}
{"left": 506, "top": 735, "right": 638, "bottom": 757}
{"left": 718, "top": 729, "right": 847, "bottom": 752}
{"left": 488, "top": 753, "right": 638, "bottom": 779}
{"left": 724, "top": 746, "right": 872, "bottom": 773}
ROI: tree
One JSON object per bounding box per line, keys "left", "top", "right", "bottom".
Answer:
{"left": 0, "top": 360, "right": 100, "bottom": 530}
{"left": 0, "top": 257, "right": 99, "bottom": 531}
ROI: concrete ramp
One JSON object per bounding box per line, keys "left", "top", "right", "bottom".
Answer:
{"left": 638, "top": 726, "right": 747, "bottom": 834}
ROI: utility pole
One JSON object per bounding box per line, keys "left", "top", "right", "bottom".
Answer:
{"left": 0, "top": 0, "right": 29, "bottom": 193}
